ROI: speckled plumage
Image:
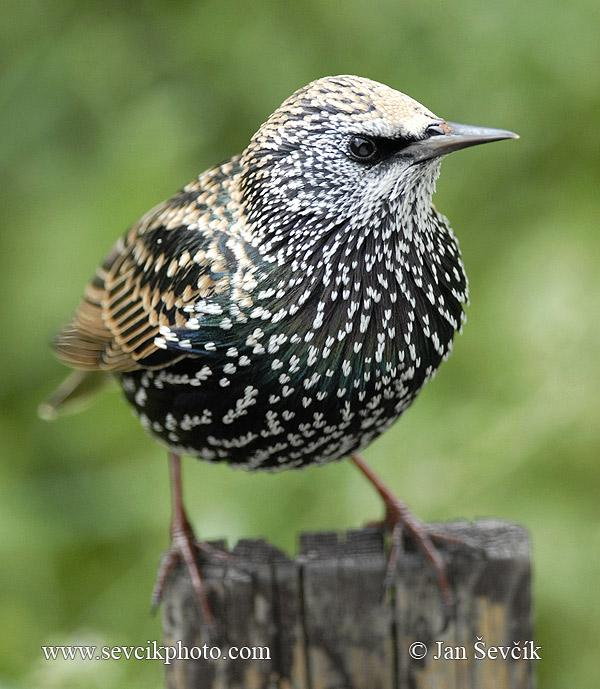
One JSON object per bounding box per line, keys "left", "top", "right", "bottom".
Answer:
{"left": 54, "top": 75, "right": 497, "bottom": 471}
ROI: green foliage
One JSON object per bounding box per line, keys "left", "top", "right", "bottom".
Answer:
{"left": 1, "top": 1, "right": 599, "bottom": 687}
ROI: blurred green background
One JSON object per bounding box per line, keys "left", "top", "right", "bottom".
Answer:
{"left": 1, "top": 1, "right": 599, "bottom": 687}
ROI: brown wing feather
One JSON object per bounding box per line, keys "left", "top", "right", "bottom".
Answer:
{"left": 54, "top": 164, "right": 237, "bottom": 372}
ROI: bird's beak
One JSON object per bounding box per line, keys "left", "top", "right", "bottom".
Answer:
{"left": 404, "top": 121, "right": 519, "bottom": 164}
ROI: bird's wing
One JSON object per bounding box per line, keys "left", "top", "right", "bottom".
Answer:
{"left": 53, "top": 162, "right": 238, "bottom": 373}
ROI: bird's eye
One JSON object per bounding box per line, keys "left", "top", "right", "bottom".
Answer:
{"left": 426, "top": 123, "right": 447, "bottom": 137}
{"left": 348, "top": 136, "right": 378, "bottom": 162}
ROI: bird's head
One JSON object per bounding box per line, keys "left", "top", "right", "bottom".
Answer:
{"left": 240, "top": 75, "right": 517, "bottom": 243}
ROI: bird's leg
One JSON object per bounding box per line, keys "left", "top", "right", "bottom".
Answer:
{"left": 351, "top": 453, "right": 453, "bottom": 608}
{"left": 151, "top": 453, "right": 214, "bottom": 625}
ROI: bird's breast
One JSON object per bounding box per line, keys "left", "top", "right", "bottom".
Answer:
{"left": 120, "top": 207, "right": 467, "bottom": 470}
{"left": 120, "top": 258, "right": 461, "bottom": 470}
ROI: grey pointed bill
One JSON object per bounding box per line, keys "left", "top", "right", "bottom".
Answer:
{"left": 406, "top": 121, "right": 519, "bottom": 163}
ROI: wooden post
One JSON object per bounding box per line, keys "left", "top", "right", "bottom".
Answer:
{"left": 162, "top": 519, "right": 534, "bottom": 689}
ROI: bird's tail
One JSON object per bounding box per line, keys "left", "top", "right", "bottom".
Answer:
{"left": 38, "top": 370, "right": 110, "bottom": 421}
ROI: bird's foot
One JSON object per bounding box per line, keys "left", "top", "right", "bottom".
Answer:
{"left": 351, "top": 454, "right": 454, "bottom": 614}
{"left": 151, "top": 514, "right": 215, "bottom": 628}
{"left": 152, "top": 452, "right": 224, "bottom": 629}
{"left": 380, "top": 497, "right": 453, "bottom": 607}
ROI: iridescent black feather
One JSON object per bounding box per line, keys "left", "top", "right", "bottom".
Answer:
{"left": 53, "top": 76, "right": 470, "bottom": 470}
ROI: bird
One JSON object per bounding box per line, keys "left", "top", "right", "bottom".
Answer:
{"left": 43, "top": 75, "right": 517, "bottom": 622}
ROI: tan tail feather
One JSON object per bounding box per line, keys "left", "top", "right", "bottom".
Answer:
{"left": 38, "top": 370, "right": 110, "bottom": 421}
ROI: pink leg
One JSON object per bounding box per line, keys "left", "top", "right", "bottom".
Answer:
{"left": 351, "top": 453, "right": 453, "bottom": 608}
{"left": 151, "top": 453, "right": 214, "bottom": 625}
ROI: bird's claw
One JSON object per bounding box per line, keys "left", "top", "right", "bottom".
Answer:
{"left": 379, "top": 497, "right": 454, "bottom": 614}
{"left": 151, "top": 527, "right": 215, "bottom": 628}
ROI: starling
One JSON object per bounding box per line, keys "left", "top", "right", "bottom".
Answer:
{"left": 44, "top": 75, "right": 517, "bottom": 619}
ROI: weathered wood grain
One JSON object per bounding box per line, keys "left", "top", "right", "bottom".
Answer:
{"left": 162, "top": 519, "right": 534, "bottom": 689}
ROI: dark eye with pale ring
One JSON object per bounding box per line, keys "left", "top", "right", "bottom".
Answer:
{"left": 348, "top": 136, "right": 378, "bottom": 162}
{"left": 426, "top": 123, "right": 447, "bottom": 137}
